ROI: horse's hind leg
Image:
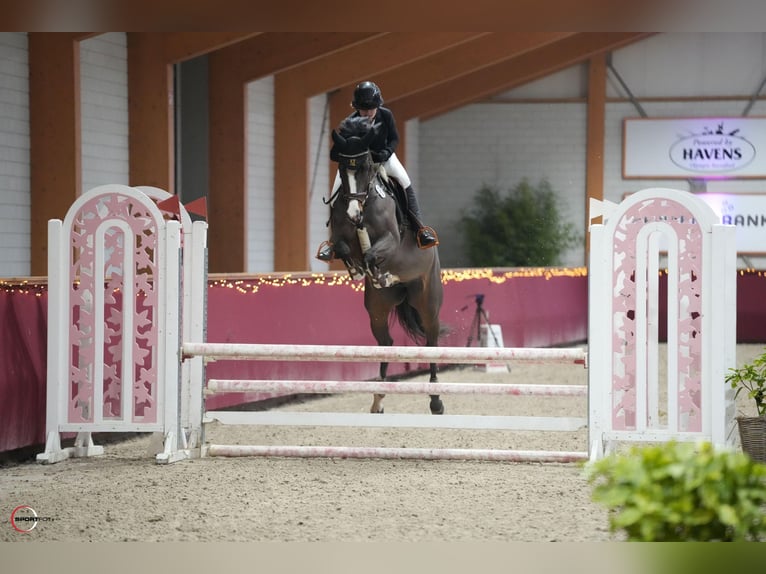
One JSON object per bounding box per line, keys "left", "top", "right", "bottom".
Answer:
{"left": 409, "top": 278, "right": 444, "bottom": 415}
{"left": 428, "top": 360, "right": 443, "bottom": 414}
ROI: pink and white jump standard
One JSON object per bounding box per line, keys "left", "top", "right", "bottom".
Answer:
{"left": 37, "top": 185, "right": 737, "bottom": 465}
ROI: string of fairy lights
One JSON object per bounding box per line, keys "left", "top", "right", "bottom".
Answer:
{"left": 3, "top": 267, "right": 766, "bottom": 296}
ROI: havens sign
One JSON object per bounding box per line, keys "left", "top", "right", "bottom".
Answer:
{"left": 624, "top": 117, "right": 766, "bottom": 179}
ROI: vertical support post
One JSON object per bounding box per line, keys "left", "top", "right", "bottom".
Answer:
{"left": 710, "top": 224, "right": 738, "bottom": 447}
{"left": 588, "top": 223, "right": 608, "bottom": 460}
{"left": 156, "top": 220, "right": 186, "bottom": 463}
{"left": 37, "top": 220, "right": 68, "bottom": 463}
{"left": 186, "top": 220, "right": 209, "bottom": 452}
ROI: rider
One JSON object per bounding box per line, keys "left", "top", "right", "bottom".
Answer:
{"left": 316, "top": 81, "right": 439, "bottom": 262}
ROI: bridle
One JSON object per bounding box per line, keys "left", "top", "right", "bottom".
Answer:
{"left": 337, "top": 151, "right": 375, "bottom": 205}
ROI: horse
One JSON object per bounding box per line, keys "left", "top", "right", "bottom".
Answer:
{"left": 326, "top": 116, "right": 445, "bottom": 415}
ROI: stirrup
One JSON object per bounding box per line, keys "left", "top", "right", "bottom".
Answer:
{"left": 316, "top": 241, "right": 334, "bottom": 261}
{"left": 416, "top": 226, "right": 439, "bottom": 249}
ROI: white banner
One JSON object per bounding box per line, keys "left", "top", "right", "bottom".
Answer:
{"left": 697, "top": 193, "right": 766, "bottom": 254}
{"left": 623, "top": 117, "right": 766, "bottom": 178}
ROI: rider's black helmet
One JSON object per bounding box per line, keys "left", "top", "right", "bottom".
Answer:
{"left": 352, "top": 81, "right": 383, "bottom": 110}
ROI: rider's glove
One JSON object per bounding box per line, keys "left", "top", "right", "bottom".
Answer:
{"left": 371, "top": 149, "right": 391, "bottom": 164}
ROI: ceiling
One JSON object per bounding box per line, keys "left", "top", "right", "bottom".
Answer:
{"left": 152, "top": 32, "right": 653, "bottom": 121}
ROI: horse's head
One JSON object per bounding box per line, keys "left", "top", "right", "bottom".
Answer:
{"left": 333, "top": 117, "right": 381, "bottom": 168}
{"left": 332, "top": 117, "right": 382, "bottom": 223}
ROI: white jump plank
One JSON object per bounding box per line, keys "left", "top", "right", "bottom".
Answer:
{"left": 204, "top": 411, "right": 588, "bottom": 432}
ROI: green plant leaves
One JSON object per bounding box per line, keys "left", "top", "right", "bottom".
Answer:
{"left": 459, "top": 179, "right": 582, "bottom": 267}
{"left": 585, "top": 441, "right": 766, "bottom": 541}
{"left": 725, "top": 347, "right": 766, "bottom": 416}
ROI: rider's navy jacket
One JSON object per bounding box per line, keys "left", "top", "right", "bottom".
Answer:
{"left": 330, "top": 106, "right": 399, "bottom": 163}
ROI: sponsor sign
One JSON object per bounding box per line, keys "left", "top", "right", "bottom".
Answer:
{"left": 623, "top": 117, "right": 766, "bottom": 178}
{"left": 697, "top": 193, "right": 766, "bottom": 254}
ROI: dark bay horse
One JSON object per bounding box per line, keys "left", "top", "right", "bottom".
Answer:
{"left": 327, "top": 116, "right": 445, "bottom": 415}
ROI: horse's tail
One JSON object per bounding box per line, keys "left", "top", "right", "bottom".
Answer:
{"left": 394, "top": 302, "right": 451, "bottom": 345}
{"left": 393, "top": 301, "right": 426, "bottom": 344}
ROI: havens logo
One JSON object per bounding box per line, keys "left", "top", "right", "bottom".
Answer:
{"left": 670, "top": 122, "right": 756, "bottom": 174}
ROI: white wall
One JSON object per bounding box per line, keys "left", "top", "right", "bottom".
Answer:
{"left": 0, "top": 32, "right": 130, "bottom": 278}
{"left": 246, "top": 76, "right": 275, "bottom": 273}
{"left": 419, "top": 32, "right": 766, "bottom": 269}
{"left": 420, "top": 102, "right": 587, "bottom": 267}
{"left": 80, "top": 33, "right": 129, "bottom": 192}
{"left": 0, "top": 33, "right": 29, "bottom": 277}
{"left": 308, "top": 93, "right": 332, "bottom": 272}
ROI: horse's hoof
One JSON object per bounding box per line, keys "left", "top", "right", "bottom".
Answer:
{"left": 348, "top": 268, "right": 364, "bottom": 280}
{"left": 372, "top": 272, "right": 398, "bottom": 288}
{"left": 370, "top": 408, "right": 384, "bottom": 414}
{"left": 429, "top": 399, "right": 444, "bottom": 415}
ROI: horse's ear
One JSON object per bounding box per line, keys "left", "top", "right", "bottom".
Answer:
{"left": 332, "top": 129, "right": 346, "bottom": 147}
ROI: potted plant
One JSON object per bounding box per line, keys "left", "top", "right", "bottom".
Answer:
{"left": 725, "top": 347, "right": 766, "bottom": 463}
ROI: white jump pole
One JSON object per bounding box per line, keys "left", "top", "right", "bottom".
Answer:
{"left": 205, "top": 444, "right": 589, "bottom": 463}
{"left": 183, "top": 342, "right": 587, "bottom": 365}
{"left": 206, "top": 379, "right": 587, "bottom": 397}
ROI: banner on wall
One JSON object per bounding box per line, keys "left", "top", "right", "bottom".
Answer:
{"left": 697, "top": 193, "right": 766, "bottom": 255}
{"left": 621, "top": 190, "right": 766, "bottom": 255}
{"left": 623, "top": 117, "right": 766, "bottom": 179}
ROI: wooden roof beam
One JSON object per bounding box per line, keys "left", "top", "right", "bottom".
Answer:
{"left": 278, "top": 32, "right": 489, "bottom": 96}
{"left": 390, "top": 33, "right": 651, "bottom": 122}
{"left": 225, "top": 33, "right": 388, "bottom": 83}
{"left": 357, "top": 32, "right": 575, "bottom": 101}
{"left": 162, "top": 32, "right": 262, "bottom": 63}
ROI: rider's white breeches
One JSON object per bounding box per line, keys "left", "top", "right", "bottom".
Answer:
{"left": 331, "top": 152, "right": 412, "bottom": 193}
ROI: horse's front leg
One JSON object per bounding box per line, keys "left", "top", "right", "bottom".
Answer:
{"left": 366, "top": 287, "right": 397, "bottom": 414}
{"left": 333, "top": 240, "right": 365, "bottom": 280}
{"left": 363, "top": 234, "right": 399, "bottom": 288}
{"left": 371, "top": 360, "right": 388, "bottom": 414}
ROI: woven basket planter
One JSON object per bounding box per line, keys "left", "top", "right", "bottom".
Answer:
{"left": 737, "top": 416, "right": 766, "bottom": 464}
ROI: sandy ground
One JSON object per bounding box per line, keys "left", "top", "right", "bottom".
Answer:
{"left": 1, "top": 344, "right": 762, "bottom": 543}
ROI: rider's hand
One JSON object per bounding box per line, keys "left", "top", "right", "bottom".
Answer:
{"left": 371, "top": 150, "right": 390, "bottom": 163}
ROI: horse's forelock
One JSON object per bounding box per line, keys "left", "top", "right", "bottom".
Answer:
{"left": 339, "top": 116, "right": 372, "bottom": 139}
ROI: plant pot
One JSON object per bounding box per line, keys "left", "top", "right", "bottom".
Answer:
{"left": 737, "top": 415, "right": 766, "bottom": 463}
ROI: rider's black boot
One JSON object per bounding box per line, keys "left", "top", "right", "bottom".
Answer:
{"left": 405, "top": 186, "right": 439, "bottom": 249}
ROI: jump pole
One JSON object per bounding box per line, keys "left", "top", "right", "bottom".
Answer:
{"left": 206, "top": 379, "right": 587, "bottom": 397}
{"left": 183, "top": 342, "right": 587, "bottom": 365}
{"left": 194, "top": 349, "right": 590, "bottom": 462}
{"left": 205, "top": 445, "right": 588, "bottom": 463}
